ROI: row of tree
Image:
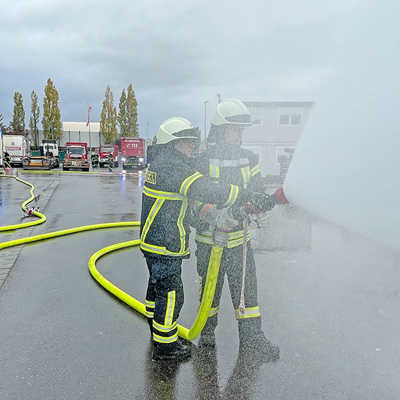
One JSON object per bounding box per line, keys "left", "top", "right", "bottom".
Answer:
{"left": 0, "top": 81, "right": 139, "bottom": 146}
{"left": 0, "top": 78, "right": 61, "bottom": 147}
{"left": 100, "top": 84, "right": 138, "bottom": 143}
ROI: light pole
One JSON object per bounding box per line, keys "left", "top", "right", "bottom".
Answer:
{"left": 203, "top": 100, "right": 208, "bottom": 144}
{"left": 87, "top": 106, "right": 92, "bottom": 155}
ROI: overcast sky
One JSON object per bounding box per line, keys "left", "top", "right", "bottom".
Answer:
{"left": 0, "top": 0, "right": 396, "bottom": 138}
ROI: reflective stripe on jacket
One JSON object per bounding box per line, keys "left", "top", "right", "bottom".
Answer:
{"left": 194, "top": 145, "right": 264, "bottom": 247}
{"left": 140, "top": 145, "right": 248, "bottom": 258}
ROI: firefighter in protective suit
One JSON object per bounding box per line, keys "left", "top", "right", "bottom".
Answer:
{"left": 193, "top": 99, "right": 288, "bottom": 361}
{"left": 140, "top": 117, "right": 274, "bottom": 362}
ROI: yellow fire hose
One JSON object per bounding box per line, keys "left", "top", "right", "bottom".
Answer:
{"left": 0, "top": 174, "right": 222, "bottom": 341}
{"left": 0, "top": 175, "right": 47, "bottom": 231}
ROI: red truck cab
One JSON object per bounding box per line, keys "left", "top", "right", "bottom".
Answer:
{"left": 63, "top": 142, "right": 89, "bottom": 171}
{"left": 99, "top": 144, "right": 119, "bottom": 168}
{"left": 120, "top": 138, "right": 146, "bottom": 170}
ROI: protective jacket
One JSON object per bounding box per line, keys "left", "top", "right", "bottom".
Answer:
{"left": 140, "top": 145, "right": 247, "bottom": 258}
{"left": 194, "top": 144, "right": 264, "bottom": 247}
{"left": 194, "top": 143, "right": 266, "bottom": 331}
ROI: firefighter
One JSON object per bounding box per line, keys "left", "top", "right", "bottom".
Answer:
{"left": 141, "top": 116, "right": 274, "bottom": 363}
{"left": 4, "top": 152, "right": 11, "bottom": 167}
{"left": 193, "top": 98, "right": 288, "bottom": 361}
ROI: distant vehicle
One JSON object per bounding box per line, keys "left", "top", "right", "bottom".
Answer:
{"left": 99, "top": 145, "right": 118, "bottom": 168}
{"left": 23, "top": 156, "right": 52, "bottom": 170}
{"left": 42, "top": 139, "right": 59, "bottom": 168}
{"left": 63, "top": 142, "right": 89, "bottom": 171}
{"left": 120, "top": 138, "right": 146, "bottom": 170}
{"left": 3, "top": 135, "right": 30, "bottom": 167}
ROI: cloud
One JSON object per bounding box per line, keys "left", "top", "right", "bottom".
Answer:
{"left": 0, "top": 0, "right": 391, "bottom": 136}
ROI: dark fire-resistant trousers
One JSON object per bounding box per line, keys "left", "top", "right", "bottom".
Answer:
{"left": 145, "top": 256, "right": 184, "bottom": 344}
{"left": 196, "top": 242, "right": 262, "bottom": 337}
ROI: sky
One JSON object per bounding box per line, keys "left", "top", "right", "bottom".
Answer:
{"left": 0, "top": 0, "right": 395, "bottom": 138}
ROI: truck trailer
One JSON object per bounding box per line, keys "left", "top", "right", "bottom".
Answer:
{"left": 3, "top": 135, "right": 29, "bottom": 167}
{"left": 120, "top": 138, "right": 146, "bottom": 170}
{"left": 63, "top": 142, "right": 89, "bottom": 171}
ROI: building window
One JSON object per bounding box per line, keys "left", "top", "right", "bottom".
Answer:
{"left": 279, "top": 113, "right": 302, "bottom": 126}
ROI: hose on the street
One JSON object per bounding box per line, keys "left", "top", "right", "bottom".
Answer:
{"left": 0, "top": 174, "right": 221, "bottom": 341}
{"left": 0, "top": 175, "right": 46, "bottom": 231}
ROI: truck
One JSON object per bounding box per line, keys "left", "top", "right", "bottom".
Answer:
{"left": 98, "top": 144, "right": 119, "bottom": 168}
{"left": 3, "top": 134, "right": 30, "bottom": 167}
{"left": 23, "top": 155, "right": 52, "bottom": 170}
{"left": 120, "top": 138, "right": 146, "bottom": 170}
{"left": 42, "top": 139, "right": 59, "bottom": 168}
{"left": 63, "top": 142, "right": 89, "bottom": 171}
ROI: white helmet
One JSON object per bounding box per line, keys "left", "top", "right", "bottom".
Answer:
{"left": 211, "top": 98, "right": 252, "bottom": 127}
{"left": 156, "top": 117, "right": 200, "bottom": 145}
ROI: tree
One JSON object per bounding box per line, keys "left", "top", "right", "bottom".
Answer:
{"left": 117, "top": 89, "right": 129, "bottom": 137}
{"left": 42, "top": 78, "right": 62, "bottom": 140}
{"left": 126, "top": 84, "right": 138, "bottom": 137}
{"left": 29, "top": 90, "right": 40, "bottom": 147}
{"left": 11, "top": 92, "right": 25, "bottom": 134}
{"left": 100, "top": 86, "right": 117, "bottom": 144}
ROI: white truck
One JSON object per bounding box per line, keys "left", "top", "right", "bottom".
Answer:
{"left": 42, "top": 139, "right": 59, "bottom": 167}
{"left": 3, "top": 135, "right": 29, "bottom": 167}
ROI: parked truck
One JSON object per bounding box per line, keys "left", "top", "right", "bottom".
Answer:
{"left": 120, "top": 138, "right": 146, "bottom": 170}
{"left": 99, "top": 144, "right": 119, "bottom": 168}
{"left": 3, "top": 135, "right": 29, "bottom": 167}
{"left": 63, "top": 142, "right": 89, "bottom": 171}
{"left": 42, "top": 139, "right": 59, "bottom": 168}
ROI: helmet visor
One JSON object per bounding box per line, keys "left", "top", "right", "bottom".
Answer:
{"left": 224, "top": 114, "right": 252, "bottom": 125}
{"left": 173, "top": 127, "right": 201, "bottom": 140}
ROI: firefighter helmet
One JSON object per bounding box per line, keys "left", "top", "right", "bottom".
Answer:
{"left": 211, "top": 98, "right": 252, "bottom": 127}
{"left": 156, "top": 117, "right": 200, "bottom": 145}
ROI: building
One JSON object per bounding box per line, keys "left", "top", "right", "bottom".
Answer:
{"left": 35, "top": 122, "right": 102, "bottom": 150}
{"left": 61, "top": 122, "right": 101, "bottom": 150}
{"left": 243, "top": 101, "right": 314, "bottom": 182}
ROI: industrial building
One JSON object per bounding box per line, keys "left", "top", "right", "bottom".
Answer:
{"left": 243, "top": 101, "right": 314, "bottom": 182}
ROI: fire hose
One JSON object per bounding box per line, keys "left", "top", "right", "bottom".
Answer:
{"left": 0, "top": 174, "right": 223, "bottom": 341}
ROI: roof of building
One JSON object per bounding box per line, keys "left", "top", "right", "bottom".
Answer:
{"left": 244, "top": 101, "right": 314, "bottom": 108}
{"left": 62, "top": 122, "right": 100, "bottom": 133}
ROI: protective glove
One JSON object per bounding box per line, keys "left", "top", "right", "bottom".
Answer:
{"left": 212, "top": 230, "right": 230, "bottom": 247}
{"left": 273, "top": 187, "right": 289, "bottom": 204}
{"left": 199, "top": 204, "right": 239, "bottom": 231}
{"left": 247, "top": 192, "right": 276, "bottom": 214}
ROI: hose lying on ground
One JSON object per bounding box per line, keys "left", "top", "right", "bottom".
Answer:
{"left": 0, "top": 174, "right": 221, "bottom": 341}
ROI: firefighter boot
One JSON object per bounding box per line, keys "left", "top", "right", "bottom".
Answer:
{"left": 238, "top": 319, "right": 280, "bottom": 362}
{"left": 152, "top": 340, "right": 192, "bottom": 362}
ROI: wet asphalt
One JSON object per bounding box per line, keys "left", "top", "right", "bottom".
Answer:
{"left": 0, "top": 171, "right": 399, "bottom": 399}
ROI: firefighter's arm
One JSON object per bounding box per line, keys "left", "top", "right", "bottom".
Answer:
{"left": 181, "top": 171, "right": 242, "bottom": 208}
